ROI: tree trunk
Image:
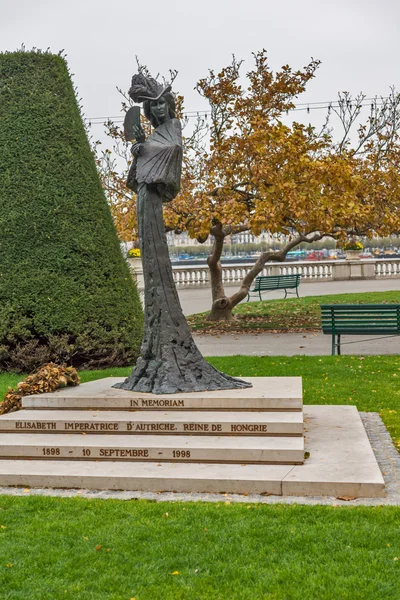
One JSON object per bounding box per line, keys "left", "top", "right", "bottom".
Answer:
{"left": 207, "top": 296, "right": 235, "bottom": 321}
{"left": 206, "top": 227, "right": 235, "bottom": 320}
{"left": 204, "top": 233, "right": 325, "bottom": 322}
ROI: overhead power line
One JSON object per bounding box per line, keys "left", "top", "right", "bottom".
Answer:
{"left": 84, "top": 96, "right": 392, "bottom": 127}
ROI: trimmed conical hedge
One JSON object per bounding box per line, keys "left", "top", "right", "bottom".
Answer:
{"left": 0, "top": 50, "right": 143, "bottom": 372}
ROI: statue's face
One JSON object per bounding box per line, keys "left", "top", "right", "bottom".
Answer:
{"left": 150, "top": 97, "right": 170, "bottom": 125}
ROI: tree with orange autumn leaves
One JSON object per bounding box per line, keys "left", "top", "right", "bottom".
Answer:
{"left": 98, "top": 51, "right": 400, "bottom": 320}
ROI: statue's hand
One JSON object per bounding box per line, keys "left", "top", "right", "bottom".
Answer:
{"left": 131, "top": 142, "right": 141, "bottom": 158}
{"left": 132, "top": 124, "right": 146, "bottom": 144}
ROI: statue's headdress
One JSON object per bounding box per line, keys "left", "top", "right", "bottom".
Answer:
{"left": 129, "top": 73, "right": 171, "bottom": 103}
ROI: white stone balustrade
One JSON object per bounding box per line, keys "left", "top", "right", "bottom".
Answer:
{"left": 128, "top": 257, "right": 400, "bottom": 290}
{"left": 171, "top": 260, "right": 335, "bottom": 288}
{"left": 375, "top": 259, "right": 400, "bottom": 278}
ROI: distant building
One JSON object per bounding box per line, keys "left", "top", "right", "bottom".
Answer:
{"left": 166, "top": 230, "right": 289, "bottom": 247}
{"left": 166, "top": 231, "right": 213, "bottom": 247}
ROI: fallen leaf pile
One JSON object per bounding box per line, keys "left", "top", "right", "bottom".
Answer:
{"left": 0, "top": 363, "right": 80, "bottom": 415}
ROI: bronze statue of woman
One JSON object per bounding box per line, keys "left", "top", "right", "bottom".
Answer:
{"left": 114, "top": 72, "right": 250, "bottom": 394}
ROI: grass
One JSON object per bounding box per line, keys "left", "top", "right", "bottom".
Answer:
{"left": 0, "top": 497, "right": 399, "bottom": 599}
{"left": 1, "top": 355, "right": 400, "bottom": 598}
{"left": 188, "top": 290, "right": 400, "bottom": 333}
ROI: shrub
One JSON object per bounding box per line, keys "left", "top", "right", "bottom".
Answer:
{"left": 0, "top": 50, "right": 143, "bottom": 372}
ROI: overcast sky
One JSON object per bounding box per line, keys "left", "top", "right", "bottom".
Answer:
{"left": 1, "top": 0, "right": 399, "bottom": 138}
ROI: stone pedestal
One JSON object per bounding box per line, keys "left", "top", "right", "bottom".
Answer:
{"left": 127, "top": 257, "right": 144, "bottom": 292}
{"left": 332, "top": 260, "right": 376, "bottom": 281}
{"left": 345, "top": 250, "right": 361, "bottom": 260}
{"left": 0, "top": 378, "right": 385, "bottom": 497}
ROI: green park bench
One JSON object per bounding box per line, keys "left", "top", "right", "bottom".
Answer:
{"left": 247, "top": 274, "right": 301, "bottom": 301}
{"left": 321, "top": 304, "right": 400, "bottom": 355}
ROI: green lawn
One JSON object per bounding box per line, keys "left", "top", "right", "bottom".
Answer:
{"left": 1, "top": 357, "right": 400, "bottom": 598}
{"left": 188, "top": 290, "right": 400, "bottom": 332}
{"left": 0, "top": 497, "right": 399, "bottom": 599}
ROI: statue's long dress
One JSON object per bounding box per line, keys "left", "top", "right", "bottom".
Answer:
{"left": 114, "top": 119, "right": 250, "bottom": 394}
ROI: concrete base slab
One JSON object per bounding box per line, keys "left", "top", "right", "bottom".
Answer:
{"left": 0, "top": 406, "right": 385, "bottom": 497}
{"left": 22, "top": 377, "right": 303, "bottom": 411}
{"left": 0, "top": 409, "right": 304, "bottom": 436}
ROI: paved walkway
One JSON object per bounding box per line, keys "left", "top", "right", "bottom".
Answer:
{"left": 178, "top": 277, "right": 400, "bottom": 316}
{"left": 193, "top": 331, "right": 400, "bottom": 356}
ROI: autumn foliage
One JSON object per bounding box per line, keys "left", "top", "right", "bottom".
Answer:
{"left": 100, "top": 51, "right": 400, "bottom": 320}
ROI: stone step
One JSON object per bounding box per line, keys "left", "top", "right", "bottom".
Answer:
{"left": 22, "top": 377, "right": 303, "bottom": 412}
{"left": 0, "top": 407, "right": 385, "bottom": 498}
{"left": 0, "top": 433, "right": 305, "bottom": 464}
{"left": 0, "top": 460, "right": 293, "bottom": 495}
{"left": 0, "top": 410, "right": 304, "bottom": 436}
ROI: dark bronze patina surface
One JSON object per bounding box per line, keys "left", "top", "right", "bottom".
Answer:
{"left": 114, "top": 73, "right": 251, "bottom": 394}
